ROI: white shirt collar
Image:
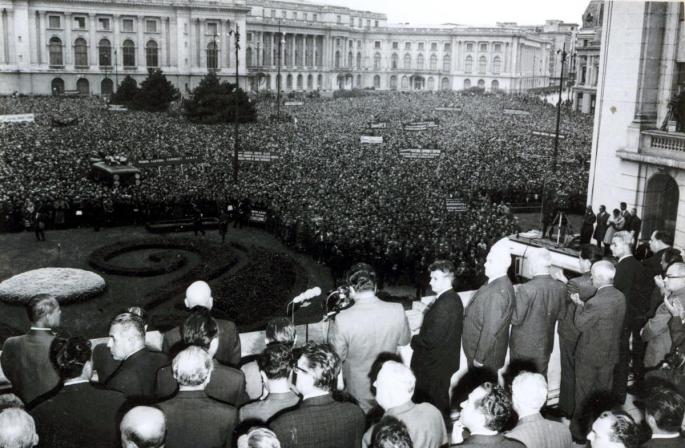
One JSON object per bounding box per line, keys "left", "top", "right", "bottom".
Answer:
{"left": 619, "top": 254, "right": 633, "bottom": 263}
{"left": 30, "top": 326, "right": 52, "bottom": 331}
{"left": 63, "top": 378, "right": 89, "bottom": 387}
{"left": 651, "top": 433, "right": 680, "bottom": 439}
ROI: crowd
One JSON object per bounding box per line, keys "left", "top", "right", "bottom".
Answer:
{"left": 0, "top": 91, "right": 592, "bottom": 284}
{"left": 2, "top": 225, "right": 685, "bottom": 447}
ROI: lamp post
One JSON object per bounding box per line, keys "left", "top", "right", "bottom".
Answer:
{"left": 276, "top": 19, "right": 284, "bottom": 120}
{"left": 114, "top": 49, "right": 118, "bottom": 88}
{"left": 229, "top": 24, "right": 241, "bottom": 183}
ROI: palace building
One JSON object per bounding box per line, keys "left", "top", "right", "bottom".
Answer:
{"left": 0, "top": 0, "right": 570, "bottom": 95}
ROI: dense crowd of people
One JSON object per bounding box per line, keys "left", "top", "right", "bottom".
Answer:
{"left": 0, "top": 91, "right": 592, "bottom": 283}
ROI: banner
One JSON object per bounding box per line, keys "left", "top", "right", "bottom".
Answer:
{"left": 137, "top": 156, "right": 200, "bottom": 167}
{"left": 249, "top": 210, "right": 267, "bottom": 223}
{"left": 503, "top": 109, "right": 530, "bottom": 116}
{"left": 107, "top": 105, "right": 128, "bottom": 112}
{"left": 532, "top": 130, "right": 566, "bottom": 139}
{"left": 435, "top": 107, "right": 462, "bottom": 112}
{"left": 284, "top": 101, "right": 304, "bottom": 106}
{"left": 399, "top": 149, "right": 441, "bottom": 159}
{"left": 0, "top": 113, "right": 34, "bottom": 123}
{"left": 446, "top": 198, "right": 467, "bottom": 212}
{"left": 360, "top": 136, "right": 383, "bottom": 144}
{"left": 403, "top": 120, "right": 438, "bottom": 131}
{"left": 238, "top": 152, "right": 279, "bottom": 162}
{"left": 369, "top": 122, "right": 388, "bottom": 129}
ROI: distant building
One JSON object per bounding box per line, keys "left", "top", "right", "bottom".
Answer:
{"left": 571, "top": 0, "right": 603, "bottom": 114}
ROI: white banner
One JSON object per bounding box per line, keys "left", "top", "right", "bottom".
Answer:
{"left": 284, "top": 101, "right": 304, "bottom": 106}
{"left": 503, "top": 109, "right": 530, "bottom": 116}
{"left": 108, "top": 105, "right": 128, "bottom": 112}
{"left": 238, "top": 151, "right": 279, "bottom": 162}
{"left": 0, "top": 113, "right": 34, "bottom": 123}
{"left": 369, "top": 122, "right": 388, "bottom": 129}
{"left": 360, "top": 136, "right": 383, "bottom": 144}
{"left": 435, "top": 107, "right": 462, "bottom": 112}
{"left": 399, "top": 149, "right": 441, "bottom": 159}
{"left": 532, "top": 130, "right": 566, "bottom": 139}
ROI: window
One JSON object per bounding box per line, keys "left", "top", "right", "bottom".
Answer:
{"left": 347, "top": 51, "right": 353, "bottom": 67}
{"left": 98, "top": 18, "right": 111, "bottom": 30}
{"left": 403, "top": 53, "right": 411, "bottom": 69}
{"left": 304, "top": 13, "right": 308, "bottom": 21}
{"left": 73, "top": 16, "right": 86, "bottom": 30}
{"left": 367, "top": 19, "right": 370, "bottom": 27}
{"left": 478, "top": 55, "right": 487, "bottom": 74}
{"left": 429, "top": 54, "right": 437, "bottom": 70}
{"left": 442, "top": 54, "right": 451, "bottom": 72}
{"left": 122, "top": 18, "right": 134, "bottom": 32}
{"left": 293, "top": 11, "right": 298, "bottom": 19}
{"left": 373, "top": 75, "right": 380, "bottom": 88}
{"left": 357, "top": 40, "right": 361, "bottom": 49}
{"left": 356, "top": 52, "right": 361, "bottom": 69}
{"left": 271, "top": 10, "right": 276, "bottom": 18}
{"left": 49, "top": 37, "right": 63, "bottom": 66}
{"left": 374, "top": 52, "right": 381, "bottom": 70}
{"left": 146, "top": 40, "right": 158, "bottom": 67}
{"left": 207, "top": 22, "right": 217, "bottom": 35}
{"left": 337, "top": 15, "right": 341, "bottom": 23}
{"left": 465, "top": 55, "right": 473, "bottom": 73}
{"left": 418, "top": 42, "right": 424, "bottom": 51}
{"left": 350, "top": 17, "right": 354, "bottom": 26}
{"left": 492, "top": 56, "right": 501, "bottom": 74}
{"left": 392, "top": 42, "right": 398, "bottom": 50}
{"left": 391, "top": 53, "right": 398, "bottom": 69}
{"left": 374, "top": 41, "right": 381, "bottom": 49}
{"left": 122, "top": 39, "right": 135, "bottom": 67}
{"left": 390, "top": 75, "right": 397, "bottom": 90}
{"left": 335, "top": 50, "right": 340, "bottom": 68}
{"left": 431, "top": 42, "right": 437, "bottom": 51}
{"left": 466, "top": 42, "right": 473, "bottom": 52}
{"left": 206, "top": 41, "right": 218, "bottom": 69}
{"left": 444, "top": 43, "right": 451, "bottom": 52}
{"left": 146, "top": 20, "right": 157, "bottom": 33}
{"left": 336, "top": 38, "right": 341, "bottom": 47}
{"left": 405, "top": 42, "right": 411, "bottom": 50}
{"left": 48, "top": 15, "right": 62, "bottom": 29}
{"left": 479, "top": 43, "right": 487, "bottom": 52}
{"left": 417, "top": 53, "right": 424, "bottom": 69}
{"left": 463, "top": 78, "right": 471, "bottom": 89}
{"left": 494, "top": 43, "right": 502, "bottom": 52}
{"left": 313, "top": 13, "right": 317, "bottom": 21}
{"left": 247, "top": 33, "right": 252, "bottom": 42}
{"left": 374, "top": 20, "right": 378, "bottom": 27}
{"left": 74, "top": 38, "right": 88, "bottom": 66}
{"left": 281, "top": 10, "right": 286, "bottom": 18}
{"left": 98, "top": 38, "right": 112, "bottom": 66}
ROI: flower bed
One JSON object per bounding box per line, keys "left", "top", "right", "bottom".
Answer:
{"left": 0, "top": 268, "right": 106, "bottom": 304}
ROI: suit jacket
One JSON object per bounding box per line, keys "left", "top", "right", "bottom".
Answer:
{"left": 668, "top": 289, "right": 685, "bottom": 354}
{"left": 505, "top": 413, "right": 572, "bottom": 448}
{"left": 30, "top": 381, "right": 127, "bottom": 448}
{"left": 163, "top": 316, "right": 241, "bottom": 367}
{"left": 329, "top": 295, "right": 411, "bottom": 412}
{"left": 270, "top": 394, "right": 365, "bottom": 448}
{"left": 92, "top": 343, "right": 121, "bottom": 383}
{"left": 410, "top": 289, "right": 463, "bottom": 381}
{"left": 558, "top": 273, "right": 596, "bottom": 344}
{"left": 0, "top": 329, "right": 60, "bottom": 405}
{"left": 615, "top": 256, "right": 652, "bottom": 322}
{"left": 575, "top": 285, "right": 626, "bottom": 367}
{"left": 462, "top": 276, "right": 515, "bottom": 369}
{"left": 641, "top": 436, "right": 685, "bottom": 447}
{"left": 103, "top": 348, "right": 169, "bottom": 403}
{"left": 156, "top": 359, "right": 249, "bottom": 406}
{"left": 629, "top": 216, "right": 642, "bottom": 236}
{"left": 642, "top": 303, "right": 672, "bottom": 368}
{"left": 510, "top": 275, "right": 566, "bottom": 365}
{"left": 593, "top": 211, "right": 610, "bottom": 241}
{"left": 157, "top": 390, "right": 237, "bottom": 448}
{"left": 457, "top": 434, "right": 525, "bottom": 447}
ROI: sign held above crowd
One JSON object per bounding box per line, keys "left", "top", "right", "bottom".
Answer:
{"left": 238, "top": 151, "right": 279, "bottom": 162}
{"left": 532, "top": 130, "right": 566, "bottom": 139}
{"left": 399, "top": 149, "right": 441, "bottom": 159}
{"left": 446, "top": 198, "right": 468, "bottom": 212}
{"left": 0, "top": 113, "right": 34, "bottom": 123}
{"left": 503, "top": 109, "right": 530, "bottom": 116}
{"left": 360, "top": 136, "right": 383, "bottom": 144}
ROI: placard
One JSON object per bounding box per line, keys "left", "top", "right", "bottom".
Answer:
{"left": 107, "top": 104, "right": 128, "bottom": 112}
{"left": 399, "top": 149, "right": 441, "bottom": 159}
{"left": 0, "top": 113, "right": 35, "bottom": 123}
{"left": 435, "top": 107, "right": 462, "bottom": 112}
{"left": 284, "top": 101, "right": 304, "bottom": 106}
{"left": 369, "top": 122, "right": 388, "bottom": 129}
{"left": 360, "top": 136, "right": 383, "bottom": 144}
{"left": 238, "top": 152, "right": 279, "bottom": 162}
{"left": 446, "top": 198, "right": 467, "bottom": 212}
{"left": 503, "top": 109, "right": 530, "bottom": 116}
{"left": 137, "top": 156, "right": 200, "bottom": 167}
{"left": 531, "top": 130, "right": 566, "bottom": 139}
{"left": 249, "top": 210, "right": 267, "bottom": 223}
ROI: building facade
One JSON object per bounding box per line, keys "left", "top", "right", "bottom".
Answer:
{"left": 571, "top": 0, "right": 602, "bottom": 114}
{"left": 588, "top": 0, "right": 685, "bottom": 246}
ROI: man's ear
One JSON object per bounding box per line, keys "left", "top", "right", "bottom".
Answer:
{"left": 32, "top": 434, "right": 39, "bottom": 447}
{"left": 184, "top": 298, "right": 190, "bottom": 309}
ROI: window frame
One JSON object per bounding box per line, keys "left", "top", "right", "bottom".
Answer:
{"left": 48, "top": 15, "right": 62, "bottom": 30}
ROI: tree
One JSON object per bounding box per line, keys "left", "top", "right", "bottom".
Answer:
{"left": 110, "top": 75, "right": 138, "bottom": 105}
{"left": 183, "top": 72, "right": 257, "bottom": 124}
{"left": 133, "top": 69, "right": 180, "bottom": 112}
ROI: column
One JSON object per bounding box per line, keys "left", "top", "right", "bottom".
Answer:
{"left": 199, "top": 19, "right": 206, "bottom": 69}
{"left": 257, "top": 31, "right": 261, "bottom": 66}
{"left": 89, "top": 14, "right": 96, "bottom": 67}
{"left": 161, "top": 17, "right": 169, "bottom": 67}
{"left": 37, "top": 11, "right": 46, "bottom": 65}
{"left": 64, "top": 12, "right": 72, "bottom": 65}
{"left": 137, "top": 15, "right": 144, "bottom": 69}
{"left": 225, "top": 19, "right": 231, "bottom": 68}
{"left": 0, "top": 10, "right": 4, "bottom": 64}
{"left": 113, "top": 13, "right": 120, "bottom": 68}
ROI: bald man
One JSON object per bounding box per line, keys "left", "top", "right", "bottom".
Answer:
{"left": 162, "top": 281, "right": 241, "bottom": 367}
{"left": 121, "top": 406, "right": 166, "bottom": 448}
{"left": 571, "top": 261, "right": 626, "bottom": 442}
{"left": 0, "top": 408, "right": 39, "bottom": 448}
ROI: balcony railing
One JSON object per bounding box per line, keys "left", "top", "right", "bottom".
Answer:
{"left": 642, "top": 129, "right": 685, "bottom": 154}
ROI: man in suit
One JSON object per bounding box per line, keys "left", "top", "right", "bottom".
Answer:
{"left": 662, "top": 262, "right": 685, "bottom": 354}
{"left": 506, "top": 372, "right": 572, "bottom": 448}
{"left": 162, "top": 280, "right": 241, "bottom": 367}
{"left": 157, "top": 346, "right": 237, "bottom": 448}
{"left": 270, "top": 342, "right": 365, "bottom": 448}
{"left": 594, "top": 205, "right": 610, "bottom": 249}
{"left": 371, "top": 416, "right": 413, "bottom": 448}
{"left": 102, "top": 312, "right": 170, "bottom": 403}
{"left": 510, "top": 248, "right": 566, "bottom": 376}
{"left": 239, "top": 343, "right": 300, "bottom": 423}
{"left": 410, "top": 259, "right": 463, "bottom": 417}
{"left": 363, "top": 361, "right": 447, "bottom": 448}
{"left": 30, "top": 336, "right": 127, "bottom": 448}
{"left": 586, "top": 411, "right": 640, "bottom": 448}
{"left": 1, "top": 294, "right": 61, "bottom": 406}
{"left": 156, "top": 307, "right": 248, "bottom": 406}
{"left": 571, "top": 261, "right": 626, "bottom": 442}
{"left": 0, "top": 408, "right": 39, "bottom": 448}
{"left": 329, "top": 263, "right": 411, "bottom": 413}
{"left": 120, "top": 406, "right": 166, "bottom": 448}
{"left": 452, "top": 382, "right": 524, "bottom": 447}
{"left": 641, "top": 383, "right": 685, "bottom": 447}
{"left": 462, "top": 242, "right": 515, "bottom": 372}
{"left": 628, "top": 208, "right": 642, "bottom": 243}
{"left": 611, "top": 230, "right": 652, "bottom": 401}
{"left": 644, "top": 231, "right": 674, "bottom": 314}
{"left": 580, "top": 206, "right": 597, "bottom": 245}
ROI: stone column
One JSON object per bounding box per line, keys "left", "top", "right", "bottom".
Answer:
{"left": 113, "top": 14, "right": 120, "bottom": 68}
{"left": 89, "top": 13, "right": 96, "bottom": 67}
{"left": 37, "top": 11, "right": 46, "bottom": 65}
{"left": 64, "top": 12, "right": 72, "bottom": 65}
{"left": 199, "top": 19, "right": 206, "bottom": 69}
{"left": 633, "top": 1, "right": 667, "bottom": 123}
{"left": 137, "top": 16, "right": 145, "bottom": 68}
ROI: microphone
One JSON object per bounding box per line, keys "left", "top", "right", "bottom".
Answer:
{"left": 292, "top": 287, "right": 322, "bottom": 304}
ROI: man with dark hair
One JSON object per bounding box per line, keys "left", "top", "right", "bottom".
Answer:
{"left": 1, "top": 294, "right": 61, "bottom": 405}
{"left": 157, "top": 347, "right": 238, "bottom": 448}
{"left": 156, "top": 307, "right": 248, "bottom": 405}
{"left": 410, "top": 259, "right": 463, "bottom": 416}
{"left": 628, "top": 208, "right": 641, "bottom": 243}
{"left": 586, "top": 411, "right": 640, "bottom": 448}
{"left": 270, "top": 342, "right": 365, "bottom": 448}
{"left": 239, "top": 344, "right": 300, "bottom": 423}
{"left": 644, "top": 231, "right": 674, "bottom": 314}
{"left": 371, "top": 415, "right": 413, "bottom": 448}
{"left": 453, "top": 382, "right": 524, "bottom": 447}
{"left": 102, "top": 312, "right": 169, "bottom": 402}
{"left": 29, "top": 336, "right": 127, "bottom": 448}
{"left": 594, "top": 205, "right": 610, "bottom": 249}
{"left": 641, "top": 384, "right": 685, "bottom": 447}
{"left": 120, "top": 406, "right": 166, "bottom": 448}
{"left": 329, "top": 263, "right": 411, "bottom": 412}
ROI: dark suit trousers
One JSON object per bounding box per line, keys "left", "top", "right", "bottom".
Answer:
{"left": 558, "top": 336, "right": 576, "bottom": 417}
{"left": 612, "top": 322, "right": 645, "bottom": 404}
{"left": 572, "top": 363, "right": 614, "bottom": 441}
{"left": 413, "top": 371, "right": 452, "bottom": 417}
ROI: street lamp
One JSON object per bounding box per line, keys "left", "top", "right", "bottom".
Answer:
{"left": 276, "top": 19, "right": 285, "bottom": 120}
{"left": 228, "top": 23, "right": 241, "bottom": 183}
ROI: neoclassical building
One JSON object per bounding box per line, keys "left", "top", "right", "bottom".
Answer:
{"left": 0, "top": 0, "right": 561, "bottom": 95}
{"left": 571, "top": 0, "right": 602, "bottom": 114}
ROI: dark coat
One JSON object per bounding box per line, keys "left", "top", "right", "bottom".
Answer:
{"left": 458, "top": 434, "right": 525, "bottom": 447}
{"left": 103, "top": 348, "right": 169, "bottom": 403}
{"left": 574, "top": 285, "right": 626, "bottom": 367}
{"left": 157, "top": 390, "right": 237, "bottom": 448}
{"left": 593, "top": 211, "right": 610, "bottom": 242}
{"left": 641, "top": 436, "right": 685, "bottom": 448}
{"left": 410, "top": 289, "right": 464, "bottom": 381}
{"left": 156, "top": 360, "right": 249, "bottom": 406}
{"left": 615, "top": 256, "right": 652, "bottom": 322}
{"left": 0, "top": 329, "right": 60, "bottom": 405}
{"left": 163, "top": 317, "right": 241, "bottom": 367}
{"left": 558, "top": 273, "right": 597, "bottom": 344}
{"left": 30, "top": 382, "right": 127, "bottom": 448}
{"left": 509, "top": 275, "right": 567, "bottom": 373}
{"left": 270, "top": 394, "right": 365, "bottom": 448}
{"left": 92, "top": 343, "right": 121, "bottom": 383}
{"left": 462, "top": 276, "right": 515, "bottom": 370}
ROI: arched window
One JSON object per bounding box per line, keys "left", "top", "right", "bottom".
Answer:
{"left": 443, "top": 55, "right": 451, "bottom": 72}
{"left": 76, "top": 78, "right": 89, "bottom": 95}
{"left": 464, "top": 55, "right": 473, "bottom": 74}
{"left": 98, "top": 39, "right": 112, "bottom": 66}
{"left": 373, "top": 75, "right": 380, "bottom": 88}
{"left": 391, "top": 53, "right": 398, "bottom": 70}
{"left": 317, "top": 74, "right": 323, "bottom": 88}
{"left": 390, "top": 75, "right": 398, "bottom": 90}
{"left": 297, "top": 74, "right": 303, "bottom": 90}
{"left": 335, "top": 51, "right": 341, "bottom": 68}
{"left": 644, "top": 173, "right": 679, "bottom": 237}
{"left": 491, "top": 79, "right": 499, "bottom": 90}
{"left": 74, "top": 38, "right": 88, "bottom": 67}
{"left": 374, "top": 52, "right": 381, "bottom": 70}
{"left": 347, "top": 51, "right": 353, "bottom": 68}
{"left": 307, "top": 74, "right": 313, "bottom": 90}
{"left": 427, "top": 77, "right": 434, "bottom": 90}
{"left": 478, "top": 56, "right": 487, "bottom": 74}
{"left": 441, "top": 77, "right": 450, "bottom": 90}
{"left": 246, "top": 47, "right": 253, "bottom": 67}
{"left": 49, "top": 37, "right": 63, "bottom": 66}
{"left": 477, "top": 79, "right": 485, "bottom": 88}
{"left": 429, "top": 54, "right": 437, "bottom": 70}
{"left": 403, "top": 53, "right": 411, "bottom": 69}
{"left": 286, "top": 73, "right": 292, "bottom": 90}
{"left": 206, "top": 42, "right": 218, "bottom": 69}
{"left": 122, "top": 39, "right": 135, "bottom": 67}
{"left": 401, "top": 76, "right": 409, "bottom": 89}
{"left": 417, "top": 53, "right": 424, "bottom": 69}
{"left": 492, "top": 56, "right": 501, "bottom": 74}
{"left": 146, "top": 41, "right": 159, "bottom": 68}
{"left": 51, "top": 77, "right": 65, "bottom": 95}
{"left": 463, "top": 78, "right": 471, "bottom": 89}
{"left": 101, "top": 78, "right": 114, "bottom": 95}
{"left": 356, "top": 74, "right": 361, "bottom": 87}
{"left": 356, "top": 52, "right": 361, "bottom": 69}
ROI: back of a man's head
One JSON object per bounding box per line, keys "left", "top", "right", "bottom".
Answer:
{"left": 182, "top": 306, "right": 218, "bottom": 351}
{"left": 300, "top": 342, "right": 340, "bottom": 392}
{"left": 473, "top": 383, "right": 513, "bottom": 433}
{"left": 643, "top": 384, "right": 685, "bottom": 434}
{"left": 593, "top": 411, "right": 640, "bottom": 448}
{"left": 347, "top": 262, "right": 377, "bottom": 293}
{"left": 591, "top": 260, "right": 616, "bottom": 286}
{"left": 374, "top": 361, "right": 415, "bottom": 410}
{"left": 0, "top": 394, "right": 23, "bottom": 413}
{"left": 528, "top": 248, "right": 552, "bottom": 275}
{"left": 237, "top": 427, "right": 281, "bottom": 448}
{"left": 371, "top": 415, "right": 413, "bottom": 448}
{"left": 26, "top": 294, "right": 59, "bottom": 326}
{"left": 184, "top": 281, "right": 213, "bottom": 309}
{"left": 258, "top": 344, "right": 292, "bottom": 380}
{"left": 50, "top": 336, "right": 92, "bottom": 381}
{"left": 511, "top": 372, "right": 547, "bottom": 415}
{"left": 0, "top": 408, "right": 39, "bottom": 448}
{"left": 120, "top": 406, "right": 166, "bottom": 448}
{"left": 172, "top": 346, "right": 213, "bottom": 388}
{"left": 265, "top": 317, "right": 295, "bottom": 345}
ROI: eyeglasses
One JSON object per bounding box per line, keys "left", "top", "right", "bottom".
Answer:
{"left": 664, "top": 275, "right": 685, "bottom": 279}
